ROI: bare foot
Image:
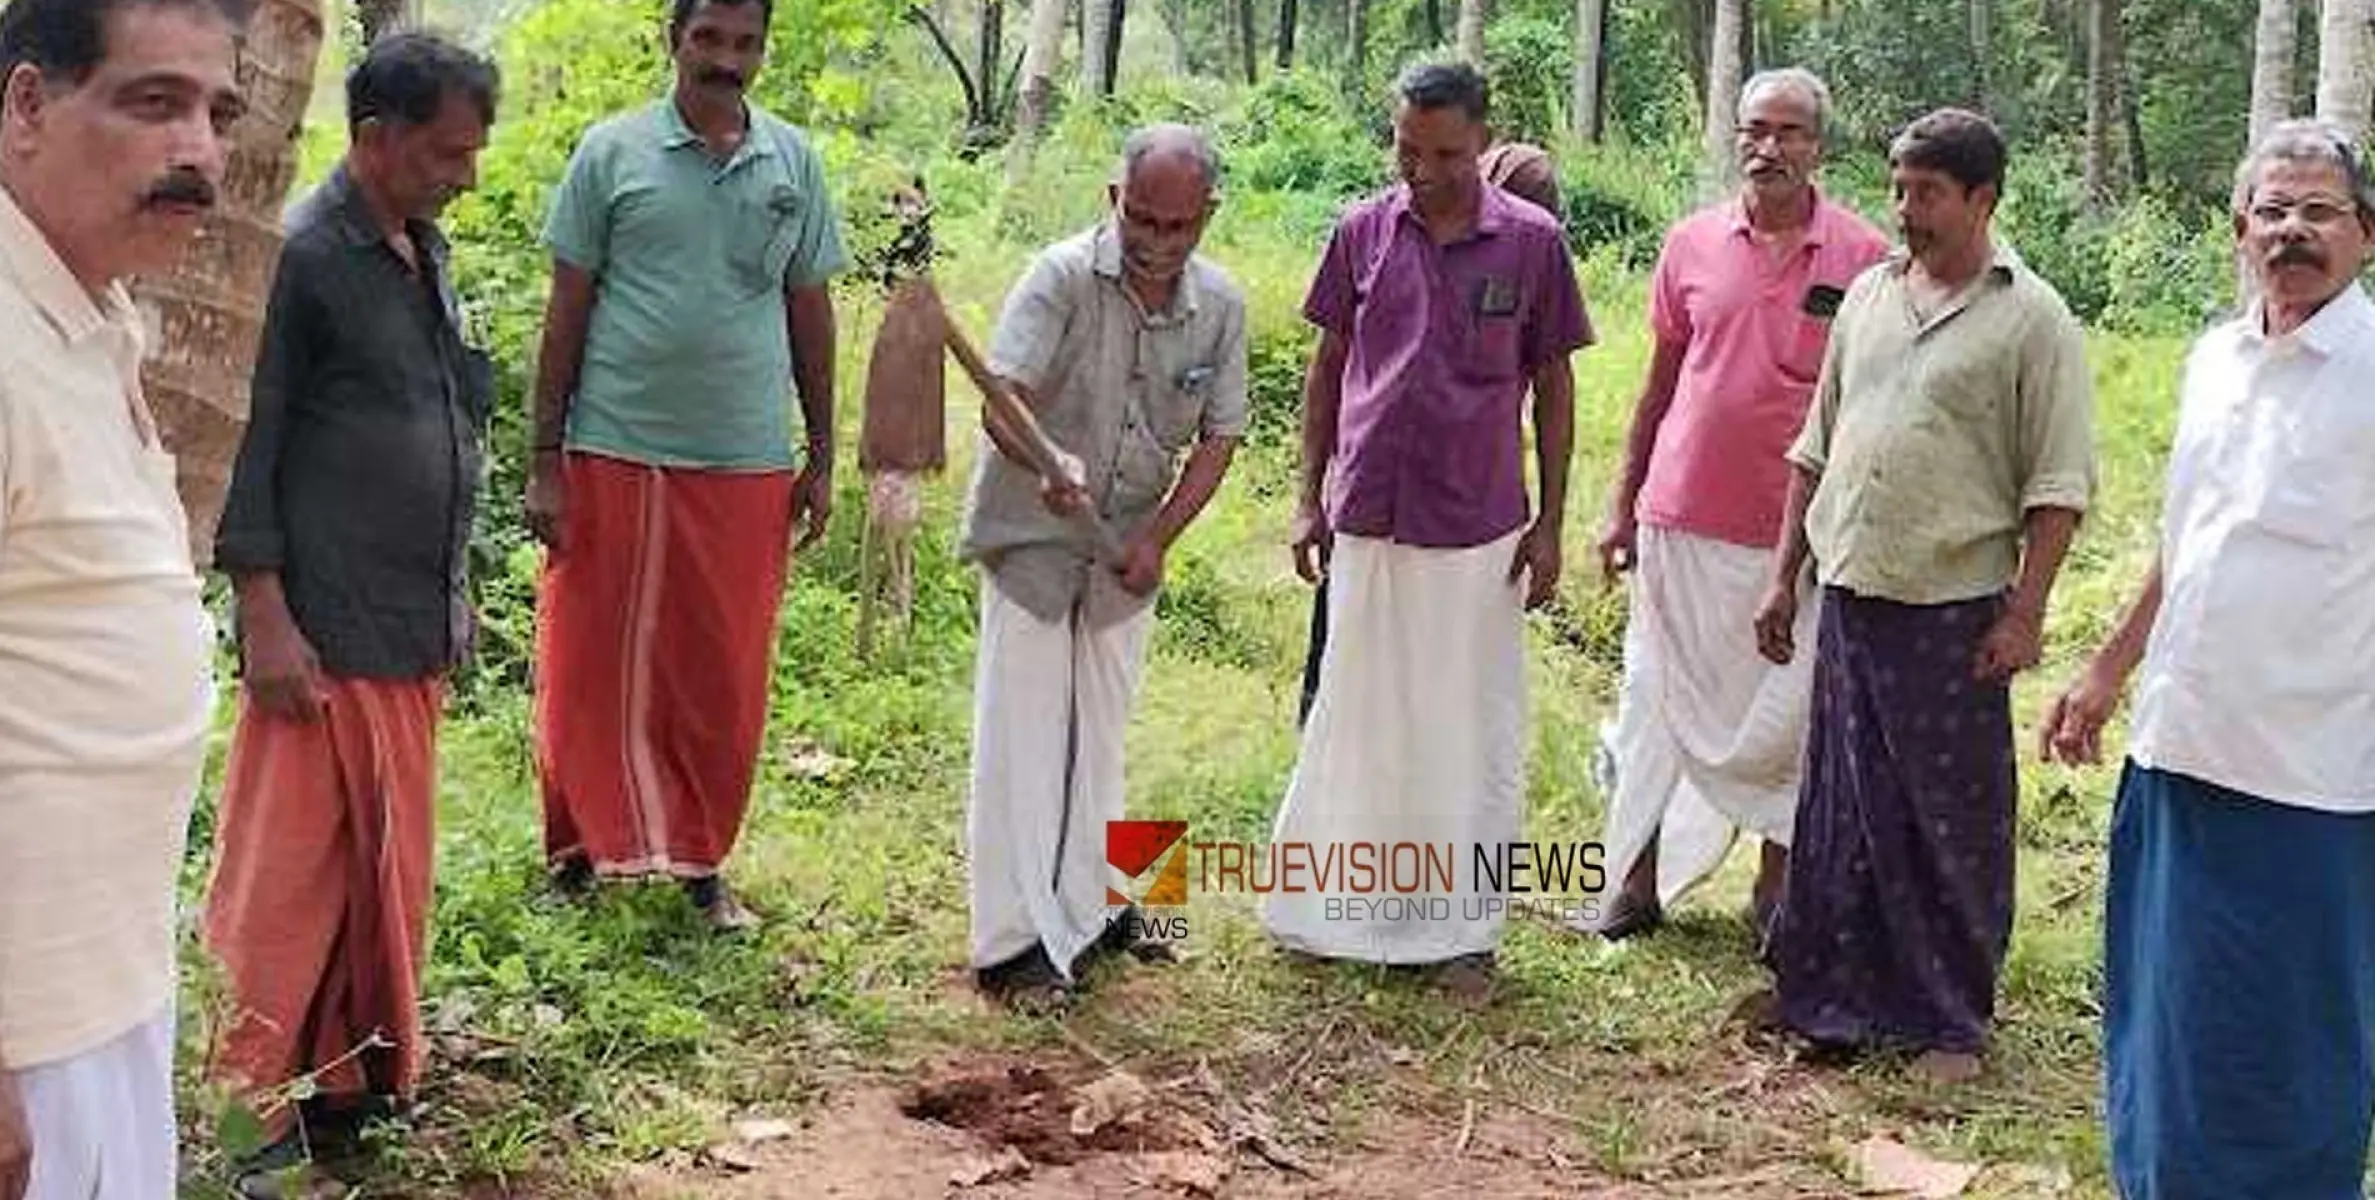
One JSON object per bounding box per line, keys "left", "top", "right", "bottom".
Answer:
{"left": 1911, "top": 1049, "right": 1983, "bottom": 1085}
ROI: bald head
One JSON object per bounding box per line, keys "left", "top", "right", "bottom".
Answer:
{"left": 1108, "top": 123, "right": 1219, "bottom": 292}
{"left": 1117, "top": 122, "right": 1220, "bottom": 194}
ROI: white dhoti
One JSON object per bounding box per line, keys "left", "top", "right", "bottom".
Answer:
{"left": 1261, "top": 532, "right": 1526, "bottom": 964}
{"left": 19, "top": 1004, "right": 178, "bottom": 1199}
{"left": 1584, "top": 524, "right": 1816, "bottom": 929}
{"left": 966, "top": 572, "right": 1156, "bottom": 979}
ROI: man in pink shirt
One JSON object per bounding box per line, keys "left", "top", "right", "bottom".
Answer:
{"left": 1586, "top": 69, "right": 1887, "bottom": 942}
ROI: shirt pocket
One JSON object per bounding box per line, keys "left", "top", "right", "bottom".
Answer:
{"left": 729, "top": 180, "right": 803, "bottom": 295}
{"left": 1143, "top": 350, "right": 1215, "bottom": 452}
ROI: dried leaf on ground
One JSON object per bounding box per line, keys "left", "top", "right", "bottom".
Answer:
{"left": 1848, "top": 1134, "right": 1981, "bottom": 1197}
{"left": 1069, "top": 1071, "right": 1154, "bottom": 1136}
{"left": 733, "top": 1117, "right": 798, "bottom": 1145}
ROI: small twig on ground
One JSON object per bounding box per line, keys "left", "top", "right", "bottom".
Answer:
{"left": 1283, "top": 1014, "right": 1341, "bottom": 1082}
{"left": 1454, "top": 1097, "right": 1478, "bottom": 1156}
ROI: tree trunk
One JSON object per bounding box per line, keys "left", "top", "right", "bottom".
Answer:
{"left": 2123, "top": 55, "right": 2150, "bottom": 189}
{"left": 1080, "top": 0, "right": 1112, "bottom": 97}
{"left": 2316, "top": 0, "right": 2374, "bottom": 142}
{"left": 1080, "top": 0, "right": 1123, "bottom": 98}
{"left": 2252, "top": 0, "right": 2297, "bottom": 145}
{"left": 1424, "top": 0, "right": 1444, "bottom": 46}
{"left": 1572, "top": 0, "right": 1608, "bottom": 141}
{"left": 1009, "top": 0, "right": 1068, "bottom": 181}
{"left": 1968, "top": 0, "right": 1993, "bottom": 111}
{"left": 1275, "top": 0, "right": 1298, "bottom": 70}
{"left": 1345, "top": 0, "right": 1367, "bottom": 96}
{"left": 2083, "top": 0, "right": 2116, "bottom": 205}
{"left": 1015, "top": 0, "right": 1068, "bottom": 139}
{"left": 1456, "top": 0, "right": 1490, "bottom": 63}
{"left": 979, "top": 0, "right": 1006, "bottom": 123}
{"left": 1237, "top": 0, "right": 1259, "bottom": 83}
{"left": 137, "top": 0, "right": 324, "bottom": 563}
{"left": 1704, "top": 0, "right": 1745, "bottom": 189}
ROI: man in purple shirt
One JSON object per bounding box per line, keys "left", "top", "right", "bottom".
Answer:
{"left": 1260, "top": 62, "right": 1591, "bottom": 1001}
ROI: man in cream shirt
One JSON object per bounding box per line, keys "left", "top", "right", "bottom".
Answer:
{"left": 0, "top": 0, "right": 245, "bottom": 1194}
{"left": 2044, "top": 120, "right": 2375, "bottom": 1199}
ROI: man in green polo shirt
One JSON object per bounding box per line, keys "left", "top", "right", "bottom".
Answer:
{"left": 526, "top": 0, "right": 847, "bottom": 930}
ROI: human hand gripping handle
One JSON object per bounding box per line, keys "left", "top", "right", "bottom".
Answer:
{"left": 942, "top": 316, "right": 1123, "bottom": 564}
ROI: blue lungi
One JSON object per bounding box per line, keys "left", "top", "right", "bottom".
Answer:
{"left": 2106, "top": 763, "right": 2375, "bottom": 1198}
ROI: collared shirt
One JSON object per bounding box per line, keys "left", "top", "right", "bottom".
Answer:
{"left": 960, "top": 221, "right": 1249, "bottom": 624}
{"left": 215, "top": 165, "right": 491, "bottom": 679}
{"left": 544, "top": 98, "right": 849, "bottom": 470}
{"left": 2130, "top": 284, "right": 2375, "bottom": 813}
{"left": 1638, "top": 192, "right": 1890, "bottom": 548}
{"left": 1787, "top": 241, "right": 2095, "bottom": 604}
{"left": 0, "top": 185, "right": 214, "bottom": 1068}
{"left": 1304, "top": 183, "right": 1592, "bottom": 549}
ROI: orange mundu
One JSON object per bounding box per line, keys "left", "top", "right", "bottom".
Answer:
{"left": 533, "top": 452, "right": 795, "bottom": 879}
{"left": 203, "top": 677, "right": 445, "bottom": 1134}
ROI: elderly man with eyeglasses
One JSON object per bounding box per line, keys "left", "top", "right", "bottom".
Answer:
{"left": 958, "top": 124, "right": 1246, "bottom": 1007}
{"left": 2042, "top": 119, "right": 2375, "bottom": 1199}
{"left": 1584, "top": 68, "right": 1887, "bottom": 944}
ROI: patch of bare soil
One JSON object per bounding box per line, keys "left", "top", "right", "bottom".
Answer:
{"left": 612, "top": 1050, "right": 1642, "bottom": 1200}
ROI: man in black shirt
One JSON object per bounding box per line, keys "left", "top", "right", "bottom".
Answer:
{"left": 200, "top": 30, "right": 497, "bottom": 1185}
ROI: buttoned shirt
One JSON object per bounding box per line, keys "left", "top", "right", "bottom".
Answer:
{"left": 1638, "top": 192, "right": 1889, "bottom": 548}
{"left": 1303, "top": 183, "right": 1592, "bottom": 549}
{"left": 545, "top": 98, "right": 849, "bottom": 470}
{"left": 2130, "top": 283, "right": 2375, "bottom": 813}
{"left": 1788, "top": 242, "right": 2096, "bottom": 604}
{"left": 215, "top": 165, "right": 491, "bottom": 679}
{"left": 960, "top": 221, "right": 1249, "bottom": 623}
{"left": 0, "top": 185, "right": 214, "bottom": 1068}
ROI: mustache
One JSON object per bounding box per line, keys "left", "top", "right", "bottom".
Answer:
{"left": 2270, "top": 242, "right": 2324, "bottom": 268}
{"left": 696, "top": 66, "right": 746, "bottom": 88}
{"left": 143, "top": 169, "right": 216, "bottom": 210}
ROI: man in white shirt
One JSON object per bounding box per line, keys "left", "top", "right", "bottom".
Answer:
{"left": 2042, "top": 119, "right": 2375, "bottom": 1199}
{"left": 0, "top": 1, "right": 244, "bottom": 1196}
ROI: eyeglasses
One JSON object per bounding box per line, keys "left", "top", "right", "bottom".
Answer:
{"left": 2248, "top": 197, "right": 2358, "bottom": 228}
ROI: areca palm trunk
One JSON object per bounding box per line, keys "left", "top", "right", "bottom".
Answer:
{"left": 134, "top": 0, "right": 325, "bottom": 564}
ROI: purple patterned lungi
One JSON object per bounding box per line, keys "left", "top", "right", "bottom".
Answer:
{"left": 1764, "top": 587, "right": 2017, "bottom": 1055}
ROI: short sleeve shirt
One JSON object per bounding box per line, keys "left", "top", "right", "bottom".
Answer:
{"left": 1787, "top": 242, "right": 2096, "bottom": 604}
{"left": 2130, "top": 285, "right": 2375, "bottom": 812}
{"left": 1303, "top": 183, "right": 1592, "bottom": 549}
{"left": 959, "top": 222, "right": 1250, "bottom": 623}
{"left": 1636, "top": 194, "right": 1889, "bottom": 548}
{"left": 544, "top": 100, "right": 849, "bottom": 470}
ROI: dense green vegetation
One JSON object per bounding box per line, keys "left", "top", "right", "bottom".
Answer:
{"left": 170, "top": 0, "right": 2306, "bottom": 1192}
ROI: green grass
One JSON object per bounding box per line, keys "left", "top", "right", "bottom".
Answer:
{"left": 171, "top": 193, "right": 2180, "bottom": 1195}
